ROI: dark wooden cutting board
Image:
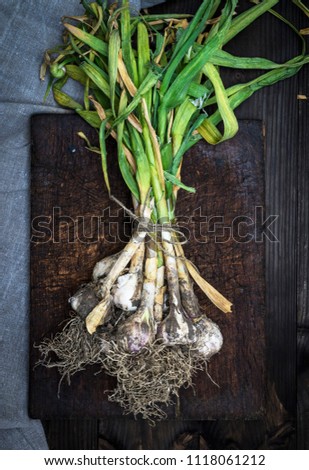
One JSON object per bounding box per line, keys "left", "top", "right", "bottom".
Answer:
{"left": 29, "top": 114, "right": 266, "bottom": 420}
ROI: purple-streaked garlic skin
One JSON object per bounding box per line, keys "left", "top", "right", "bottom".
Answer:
{"left": 116, "top": 308, "right": 156, "bottom": 354}
{"left": 192, "top": 317, "right": 223, "bottom": 359}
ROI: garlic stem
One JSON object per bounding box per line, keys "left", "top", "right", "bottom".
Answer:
{"left": 161, "top": 226, "right": 181, "bottom": 308}
{"left": 157, "top": 228, "right": 197, "bottom": 345}
{"left": 84, "top": 291, "right": 114, "bottom": 335}
{"left": 86, "top": 229, "right": 147, "bottom": 334}
{"left": 86, "top": 205, "right": 152, "bottom": 334}
{"left": 116, "top": 238, "right": 157, "bottom": 353}
{"left": 176, "top": 247, "right": 201, "bottom": 319}
{"left": 92, "top": 252, "right": 121, "bottom": 281}
{"left": 154, "top": 264, "right": 165, "bottom": 322}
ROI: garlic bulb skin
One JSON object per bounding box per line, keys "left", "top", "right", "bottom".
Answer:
{"left": 112, "top": 273, "right": 139, "bottom": 312}
{"left": 92, "top": 252, "right": 120, "bottom": 281}
{"left": 116, "top": 307, "right": 156, "bottom": 354}
{"left": 193, "top": 317, "right": 223, "bottom": 359}
{"left": 157, "top": 306, "right": 197, "bottom": 345}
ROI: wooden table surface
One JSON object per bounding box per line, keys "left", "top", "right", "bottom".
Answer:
{"left": 30, "top": 117, "right": 266, "bottom": 421}
{"left": 30, "top": 0, "right": 308, "bottom": 449}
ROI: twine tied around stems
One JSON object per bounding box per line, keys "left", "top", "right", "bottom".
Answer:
{"left": 110, "top": 194, "right": 188, "bottom": 246}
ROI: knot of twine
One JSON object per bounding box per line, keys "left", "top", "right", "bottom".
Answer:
{"left": 110, "top": 195, "right": 188, "bottom": 246}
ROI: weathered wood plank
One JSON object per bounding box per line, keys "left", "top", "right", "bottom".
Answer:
{"left": 29, "top": 116, "right": 266, "bottom": 421}
{"left": 224, "top": 0, "right": 300, "bottom": 416}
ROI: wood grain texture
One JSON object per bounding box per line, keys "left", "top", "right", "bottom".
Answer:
{"left": 220, "top": 0, "right": 299, "bottom": 416}
{"left": 43, "top": 420, "right": 98, "bottom": 450}
{"left": 29, "top": 114, "right": 131, "bottom": 420}
{"left": 29, "top": 116, "right": 266, "bottom": 421}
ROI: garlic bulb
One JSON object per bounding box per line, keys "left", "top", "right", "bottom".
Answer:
{"left": 192, "top": 317, "right": 223, "bottom": 359}
{"left": 69, "top": 282, "right": 100, "bottom": 319}
{"left": 116, "top": 307, "right": 156, "bottom": 354}
{"left": 112, "top": 272, "right": 139, "bottom": 312}
{"left": 156, "top": 306, "right": 197, "bottom": 345}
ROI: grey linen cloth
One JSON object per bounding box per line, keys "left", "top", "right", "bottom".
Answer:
{"left": 0, "top": 0, "right": 165, "bottom": 450}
